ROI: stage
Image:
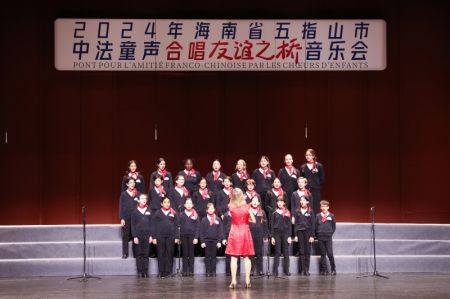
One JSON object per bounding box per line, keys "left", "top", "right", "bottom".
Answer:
{"left": 1, "top": 274, "right": 449, "bottom": 298}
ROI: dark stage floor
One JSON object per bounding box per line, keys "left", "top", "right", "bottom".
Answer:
{"left": 1, "top": 273, "right": 449, "bottom": 299}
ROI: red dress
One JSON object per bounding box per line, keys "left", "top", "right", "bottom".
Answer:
{"left": 225, "top": 203, "right": 255, "bottom": 256}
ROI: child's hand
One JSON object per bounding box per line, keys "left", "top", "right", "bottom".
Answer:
{"left": 263, "top": 238, "right": 268, "bottom": 243}
{"left": 216, "top": 242, "right": 222, "bottom": 249}
{"left": 133, "top": 237, "right": 139, "bottom": 245}
{"left": 175, "top": 239, "right": 180, "bottom": 244}
{"left": 152, "top": 239, "right": 157, "bottom": 245}
{"left": 292, "top": 217, "right": 295, "bottom": 225}
{"left": 121, "top": 219, "right": 125, "bottom": 226}
{"left": 287, "top": 237, "right": 292, "bottom": 244}
{"left": 294, "top": 236, "right": 298, "bottom": 242}
{"left": 149, "top": 237, "right": 153, "bottom": 244}
{"left": 222, "top": 240, "right": 227, "bottom": 246}
{"left": 201, "top": 243, "right": 206, "bottom": 248}
{"left": 308, "top": 237, "right": 314, "bottom": 243}
{"left": 271, "top": 238, "right": 275, "bottom": 245}
{"left": 193, "top": 238, "right": 198, "bottom": 245}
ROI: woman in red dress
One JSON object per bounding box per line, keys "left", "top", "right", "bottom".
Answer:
{"left": 226, "top": 188, "right": 256, "bottom": 289}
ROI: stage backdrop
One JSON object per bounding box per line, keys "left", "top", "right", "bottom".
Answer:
{"left": 0, "top": 0, "right": 449, "bottom": 224}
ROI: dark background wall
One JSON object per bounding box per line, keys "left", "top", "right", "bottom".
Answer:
{"left": 1, "top": 0, "right": 449, "bottom": 224}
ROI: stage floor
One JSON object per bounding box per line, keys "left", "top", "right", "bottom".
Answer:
{"left": 0, "top": 273, "right": 449, "bottom": 298}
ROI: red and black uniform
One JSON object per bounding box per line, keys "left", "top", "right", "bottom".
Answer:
{"left": 178, "top": 169, "right": 201, "bottom": 195}
{"left": 266, "top": 187, "right": 290, "bottom": 212}
{"left": 301, "top": 161, "right": 325, "bottom": 214}
{"left": 199, "top": 213, "right": 224, "bottom": 276}
{"left": 149, "top": 169, "right": 173, "bottom": 191}
{"left": 131, "top": 204, "right": 153, "bottom": 277}
{"left": 169, "top": 186, "right": 189, "bottom": 212}
{"left": 249, "top": 206, "right": 268, "bottom": 275}
{"left": 148, "top": 185, "right": 167, "bottom": 213}
{"left": 214, "top": 187, "right": 233, "bottom": 216}
{"left": 290, "top": 188, "right": 314, "bottom": 215}
{"left": 192, "top": 187, "right": 214, "bottom": 220}
{"left": 315, "top": 211, "right": 336, "bottom": 274}
{"left": 205, "top": 170, "right": 227, "bottom": 195}
{"left": 121, "top": 172, "right": 145, "bottom": 194}
{"left": 119, "top": 188, "right": 140, "bottom": 257}
{"left": 271, "top": 207, "right": 292, "bottom": 276}
{"left": 179, "top": 208, "right": 200, "bottom": 275}
{"left": 251, "top": 167, "right": 275, "bottom": 213}
{"left": 278, "top": 166, "right": 300, "bottom": 201}
{"left": 293, "top": 206, "right": 315, "bottom": 274}
{"left": 231, "top": 171, "right": 249, "bottom": 192}
{"left": 244, "top": 189, "right": 261, "bottom": 204}
{"left": 152, "top": 207, "right": 179, "bottom": 277}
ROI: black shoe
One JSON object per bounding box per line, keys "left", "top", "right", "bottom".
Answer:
{"left": 330, "top": 270, "right": 336, "bottom": 276}
{"left": 305, "top": 270, "right": 311, "bottom": 276}
{"left": 122, "top": 254, "right": 128, "bottom": 259}
{"left": 273, "top": 271, "right": 279, "bottom": 277}
{"left": 143, "top": 273, "right": 148, "bottom": 278}
{"left": 182, "top": 272, "right": 188, "bottom": 276}
{"left": 259, "top": 271, "right": 264, "bottom": 276}
{"left": 137, "top": 273, "right": 142, "bottom": 278}
{"left": 285, "top": 272, "right": 291, "bottom": 276}
{"left": 206, "top": 273, "right": 210, "bottom": 277}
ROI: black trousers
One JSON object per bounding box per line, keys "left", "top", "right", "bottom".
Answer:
{"left": 204, "top": 240, "right": 218, "bottom": 274}
{"left": 181, "top": 236, "right": 195, "bottom": 274}
{"left": 273, "top": 231, "right": 290, "bottom": 274}
{"left": 156, "top": 236, "right": 175, "bottom": 276}
{"left": 251, "top": 234, "right": 264, "bottom": 273}
{"left": 296, "top": 229, "right": 312, "bottom": 272}
{"left": 134, "top": 235, "right": 150, "bottom": 275}
{"left": 310, "top": 188, "right": 321, "bottom": 216}
{"left": 121, "top": 217, "right": 131, "bottom": 255}
{"left": 318, "top": 237, "right": 335, "bottom": 271}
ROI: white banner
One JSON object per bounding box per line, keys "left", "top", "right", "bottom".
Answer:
{"left": 55, "top": 19, "right": 386, "bottom": 71}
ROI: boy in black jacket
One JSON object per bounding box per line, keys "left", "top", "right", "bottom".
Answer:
{"left": 316, "top": 200, "right": 336, "bottom": 276}
{"left": 200, "top": 203, "right": 226, "bottom": 277}
{"left": 131, "top": 194, "right": 153, "bottom": 278}
{"left": 179, "top": 198, "right": 200, "bottom": 276}
{"left": 119, "top": 177, "right": 140, "bottom": 259}
{"left": 293, "top": 196, "right": 315, "bottom": 276}
{"left": 271, "top": 197, "right": 292, "bottom": 277}
{"left": 152, "top": 197, "right": 179, "bottom": 278}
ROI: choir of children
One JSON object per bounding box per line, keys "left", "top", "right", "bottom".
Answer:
{"left": 119, "top": 150, "right": 335, "bottom": 278}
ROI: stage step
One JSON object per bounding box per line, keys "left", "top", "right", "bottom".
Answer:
{"left": 1, "top": 223, "right": 449, "bottom": 277}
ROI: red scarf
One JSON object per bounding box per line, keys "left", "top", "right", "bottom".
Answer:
{"left": 138, "top": 203, "right": 148, "bottom": 209}
{"left": 300, "top": 206, "right": 311, "bottom": 214}
{"left": 246, "top": 190, "right": 256, "bottom": 199}
{"left": 207, "top": 212, "right": 217, "bottom": 226}
{"left": 200, "top": 187, "right": 210, "bottom": 199}
{"left": 286, "top": 166, "right": 297, "bottom": 176}
{"left": 127, "top": 188, "right": 137, "bottom": 197}
{"left": 128, "top": 171, "right": 138, "bottom": 180}
{"left": 273, "top": 187, "right": 284, "bottom": 198}
{"left": 298, "top": 188, "right": 309, "bottom": 196}
{"left": 176, "top": 185, "right": 189, "bottom": 197}
{"left": 158, "top": 168, "right": 167, "bottom": 178}
{"left": 321, "top": 211, "right": 329, "bottom": 222}
{"left": 238, "top": 171, "right": 249, "bottom": 181}
{"left": 260, "top": 166, "right": 269, "bottom": 178}
{"left": 185, "top": 168, "right": 196, "bottom": 177}
{"left": 213, "top": 170, "right": 220, "bottom": 181}
{"left": 307, "top": 160, "right": 317, "bottom": 173}
{"left": 156, "top": 185, "right": 166, "bottom": 196}
{"left": 185, "top": 208, "right": 198, "bottom": 220}
{"left": 277, "top": 207, "right": 291, "bottom": 218}
{"left": 224, "top": 186, "right": 233, "bottom": 199}
{"left": 162, "top": 207, "right": 176, "bottom": 215}
{"left": 251, "top": 206, "right": 263, "bottom": 217}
